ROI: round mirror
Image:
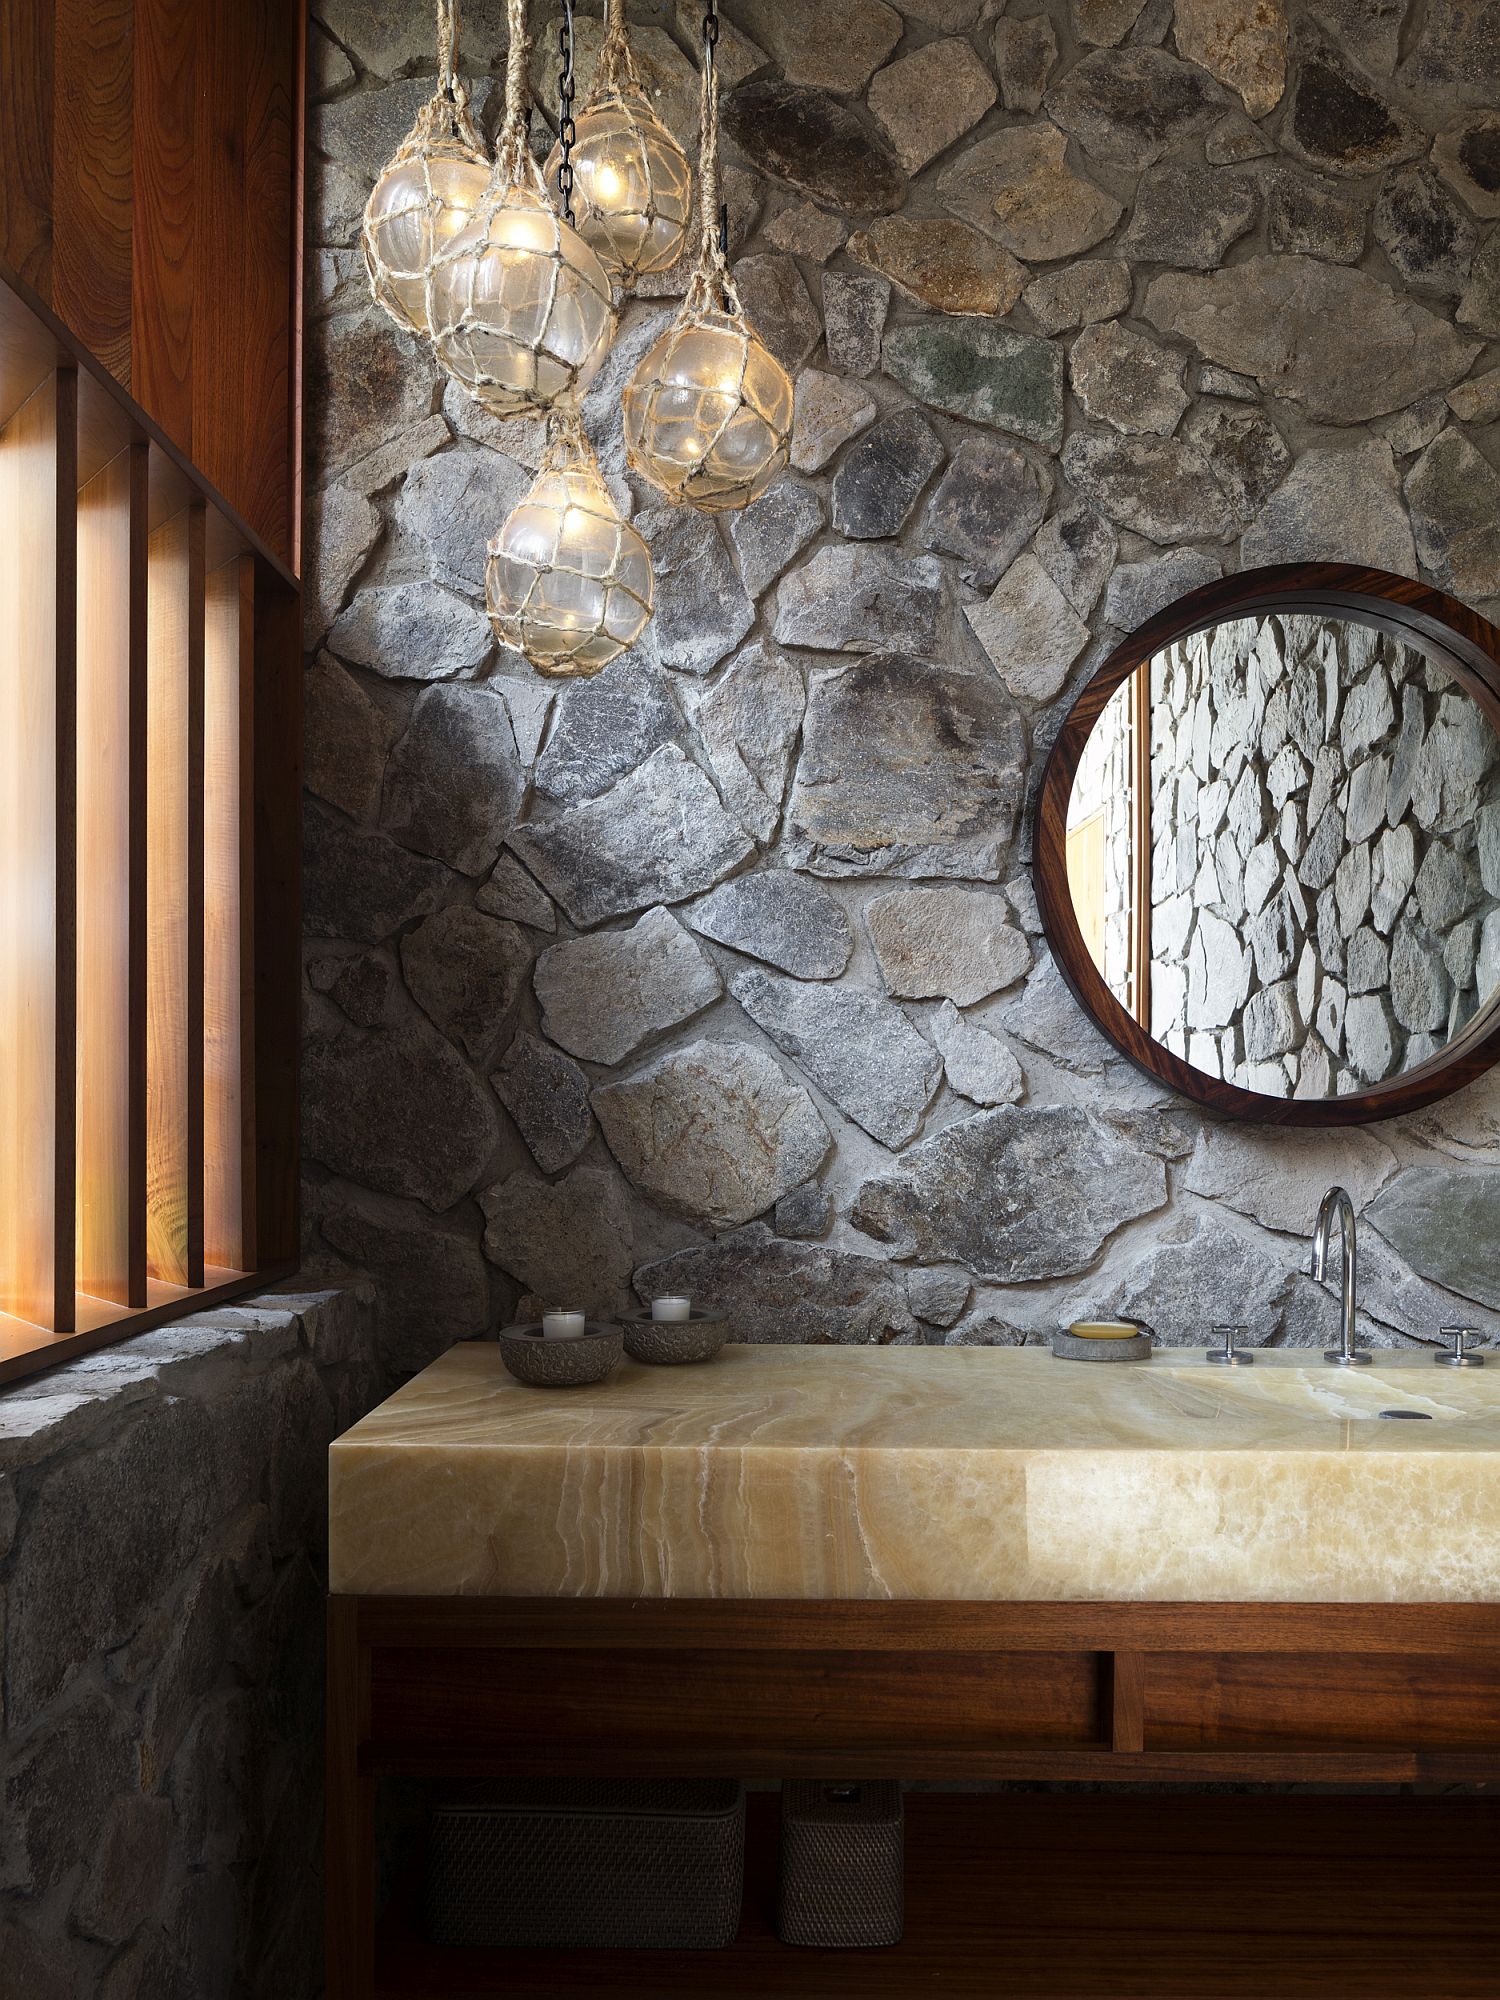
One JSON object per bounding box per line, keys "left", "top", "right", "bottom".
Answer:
{"left": 1035, "top": 565, "right": 1500, "bottom": 1124}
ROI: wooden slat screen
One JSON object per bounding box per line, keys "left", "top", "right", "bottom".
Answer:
{"left": 0, "top": 322, "right": 292, "bottom": 1381}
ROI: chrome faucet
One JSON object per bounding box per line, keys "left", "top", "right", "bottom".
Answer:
{"left": 1312, "top": 1185, "right": 1369, "bottom": 1366}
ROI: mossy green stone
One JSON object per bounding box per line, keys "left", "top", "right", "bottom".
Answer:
{"left": 883, "top": 322, "right": 1063, "bottom": 449}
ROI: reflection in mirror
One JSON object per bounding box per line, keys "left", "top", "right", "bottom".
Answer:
{"left": 1065, "top": 613, "right": 1500, "bottom": 1100}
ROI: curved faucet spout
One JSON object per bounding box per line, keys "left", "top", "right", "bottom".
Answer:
{"left": 1312, "top": 1185, "right": 1368, "bottom": 1366}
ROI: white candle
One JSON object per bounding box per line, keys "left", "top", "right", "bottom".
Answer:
{"left": 542, "top": 1310, "right": 587, "bottom": 1340}
{"left": 652, "top": 1296, "right": 692, "bottom": 1322}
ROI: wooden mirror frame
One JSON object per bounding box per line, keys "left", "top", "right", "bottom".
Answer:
{"left": 1034, "top": 563, "right": 1500, "bottom": 1127}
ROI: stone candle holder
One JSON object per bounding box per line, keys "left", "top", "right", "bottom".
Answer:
{"left": 497, "top": 1321, "right": 623, "bottom": 1387}
{"left": 622, "top": 1311, "right": 728, "bottom": 1367}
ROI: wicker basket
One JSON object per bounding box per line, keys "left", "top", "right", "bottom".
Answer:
{"left": 425, "top": 1779, "right": 744, "bottom": 1950}
{"left": 777, "top": 1781, "right": 903, "bottom": 1949}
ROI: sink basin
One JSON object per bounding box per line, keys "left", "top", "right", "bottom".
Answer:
{"left": 1146, "top": 1356, "right": 1475, "bottom": 1423}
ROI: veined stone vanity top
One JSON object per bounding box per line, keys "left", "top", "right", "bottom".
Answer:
{"left": 328, "top": 1342, "right": 1500, "bottom": 1604}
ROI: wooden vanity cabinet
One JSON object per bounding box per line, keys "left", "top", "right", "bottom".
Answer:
{"left": 327, "top": 1595, "right": 1500, "bottom": 1997}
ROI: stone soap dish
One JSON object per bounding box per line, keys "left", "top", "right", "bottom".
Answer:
{"left": 497, "top": 1322, "right": 623, "bottom": 1387}
{"left": 1052, "top": 1321, "right": 1154, "bottom": 1363}
{"left": 622, "top": 1312, "right": 728, "bottom": 1366}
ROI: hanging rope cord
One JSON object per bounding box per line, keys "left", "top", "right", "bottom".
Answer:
{"left": 595, "top": 0, "right": 645, "bottom": 94}
{"left": 401, "top": 0, "right": 482, "bottom": 153}
{"left": 494, "top": 0, "right": 548, "bottom": 191}
{"left": 686, "top": 0, "right": 738, "bottom": 316}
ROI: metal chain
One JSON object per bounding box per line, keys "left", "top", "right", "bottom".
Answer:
{"left": 702, "top": 0, "right": 730, "bottom": 273}
{"left": 557, "top": 0, "right": 578, "bottom": 225}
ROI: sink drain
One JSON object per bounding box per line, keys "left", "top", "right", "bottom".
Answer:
{"left": 1377, "top": 1409, "right": 1432, "bottom": 1420}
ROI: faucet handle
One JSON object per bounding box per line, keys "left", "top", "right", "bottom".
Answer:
{"left": 1436, "top": 1327, "right": 1486, "bottom": 1369}
{"left": 1206, "top": 1323, "right": 1253, "bottom": 1366}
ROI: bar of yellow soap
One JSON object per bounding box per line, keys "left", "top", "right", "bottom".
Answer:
{"left": 1068, "top": 1321, "right": 1141, "bottom": 1340}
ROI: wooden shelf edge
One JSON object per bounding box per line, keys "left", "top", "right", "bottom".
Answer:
{"left": 340, "top": 1595, "right": 1500, "bottom": 1656}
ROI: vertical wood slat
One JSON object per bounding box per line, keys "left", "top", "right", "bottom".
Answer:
{"left": 192, "top": 0, "right": 246, "bottom": 534}
{"left": 0, "top": 368, "right": 77, "bottom": 1329}
{"left": 146, "top": 501, "right": 204, "bottom": 1288}
{"left": 238, "top": 0, "right": 297, "bottom": 562}
{"left": 131, "top": 0, "right": 197, "bottom": 453}
{"left": 50, "top": 0, "right": 134, "bottom": 386}
{"left": 75, "top": 440, "right": 147, "bottom": 1306}
{"left": 204, "top": 555, "right": 254, "bottom": 1271}
{"left": 251, "top": 566, "right": 300, "bottom": 1269}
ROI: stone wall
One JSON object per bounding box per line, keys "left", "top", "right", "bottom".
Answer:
{"left": 302, "top": 0, "right": 1500, "bottom": 1362}
{"left": 0, "top": 1286, "right": 379, "bottom": 2000}
{"left": 1146, "top": 612, "right": 1500, "bottom": 1097}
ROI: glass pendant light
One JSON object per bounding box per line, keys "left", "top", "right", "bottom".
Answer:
{"left": 487, "top": 401, "right": 654, "bottom": 678}
{"left": 426, "top": 0, "right": 617, "bottom": 418}
{"left": 621, "top": 0, "right": 791, "bottom": 510}
{"left": 543, "top": 0, "right": 692, "bottom": 286}
{"left": 362, "top": 0, "right": 491, "bottom": 337}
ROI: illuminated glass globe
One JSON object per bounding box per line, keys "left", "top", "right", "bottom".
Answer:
{"left": 623, "top": 308, "right": 793, "bottom": 510}
{"left": 545, "top": 88, "right": 692, "bottom": 283}
{"left": 363, "top": 131, "right": 492, "bottom": 338}
{"left": 487, "top": 416, "right": 654, "bottom": 678}
{"left": 427, "top": 180, "right": 617, "bottom": 418}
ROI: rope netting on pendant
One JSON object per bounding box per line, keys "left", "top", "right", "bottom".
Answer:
{"left": 362, "top": 0, "right": 492, "bottom": 336}
{"left": 486, "top": 397, "right": 654, "bottom": 678}
{"left": 621, "top": 0, "right": 791, "bottom": 510}
{"left": 543, "top": 0, "right": 693, "bottom": 285}
{"left": 426, "top": 0, "right": 616, "bottom": 416}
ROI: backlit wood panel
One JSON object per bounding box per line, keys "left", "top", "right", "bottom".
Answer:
{"left": 51, "top": 0, "right": 134, "bottom": 386}
{"left": 75, "top": 442, "right": 147, "bottom": 1305}
{"left": 204, "top": 555, "right": 253, "bottom": 1270}
{"left": 0, "top": 370, "right": 77, "bottom": 1328}
{"left": 146, "top": 503, "right": 204, "bottom": 1287}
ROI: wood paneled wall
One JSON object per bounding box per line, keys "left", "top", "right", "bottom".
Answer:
{"left": 0, "top": 0, "right": 301, "bottom": 1383}
{"left": 0, "top": 0, "right": 303, "bottom": 571}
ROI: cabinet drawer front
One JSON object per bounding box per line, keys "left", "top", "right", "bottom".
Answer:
{"left": 1147, "top": 1653, "right": 1500, "bottom": 1749}
{"left": 370, "top": 1646, "right": 1105, "bottom": 1772}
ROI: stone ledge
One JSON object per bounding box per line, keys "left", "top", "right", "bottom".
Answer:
{"left": 0, "top": 1281, "right": 376, "bottom": 1476}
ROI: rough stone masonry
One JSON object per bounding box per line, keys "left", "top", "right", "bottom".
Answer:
{"left": 0, "top": 1286, "right": 382, "bottom": 2000}
{"left": 302, "top": 0, "right": 1500, "bottom": 1368}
